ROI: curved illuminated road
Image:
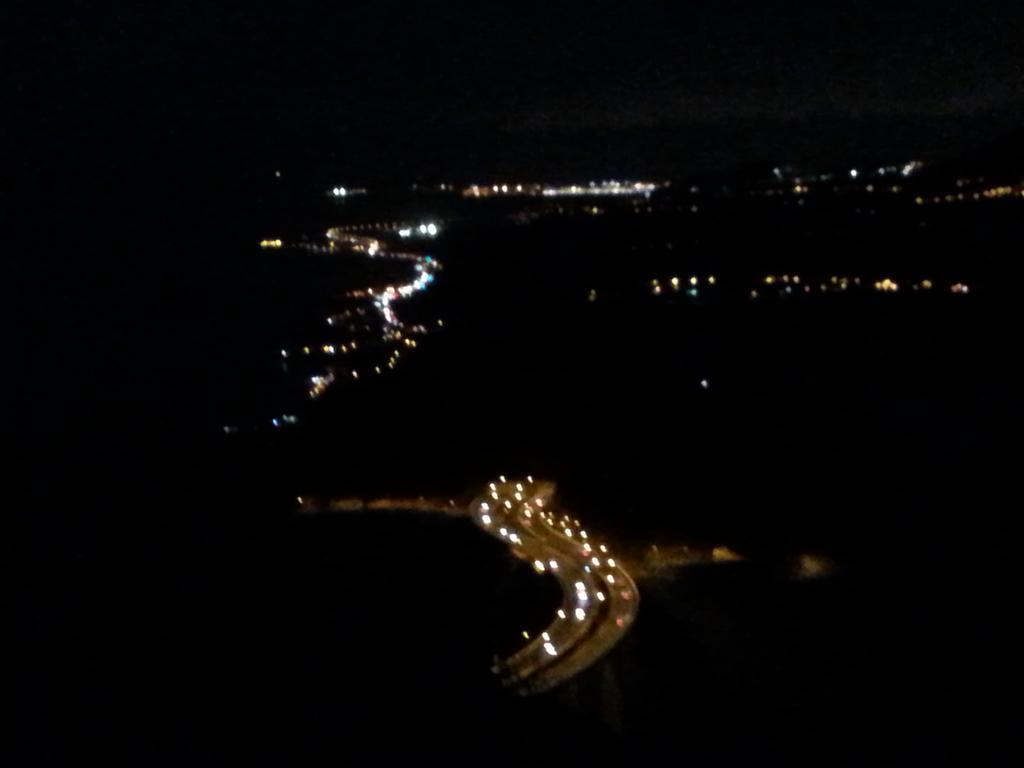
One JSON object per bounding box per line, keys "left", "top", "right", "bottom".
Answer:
{"left": 299, "top": 477, "right": 639, "bottom": 696}
{"left": 469, "top": 477, "right": 639, "bottom": 695}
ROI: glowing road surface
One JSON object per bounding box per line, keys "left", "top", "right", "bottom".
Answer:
{"left": 469, "top": 477, "right": 639, "bottom": 695}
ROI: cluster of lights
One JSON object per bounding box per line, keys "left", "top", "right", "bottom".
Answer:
{"left": 652, "top": 273, "right": 972, "bottom": 301}
{"left": 649, "top": 274, "right": 717, "bottom": 297}
{"left": 915, "top": 183, "right": 1024, "bottom": 205}
{"left": 397, "top": 222, "right": 440, "bottom": 239}
{"left": 471, "top": 477, "right": 637, "bottom": 693}
{"left": 278, "top": 230, "right": 443, "bottom": 401}
{"left": 541, "top": 180, "right": 661, "bottom": 198}
{"left": 328, "top": 185, "right": 367, "bottom": 198}
{"left": 463, "top": 180, "right": 663, "bottom": 199}
{"left": 259, "top": 238, "right": 283, "bottom": 249}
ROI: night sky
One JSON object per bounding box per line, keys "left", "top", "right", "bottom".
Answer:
{"left": 16, "top": 1, "right": 1024, "bottom": 183}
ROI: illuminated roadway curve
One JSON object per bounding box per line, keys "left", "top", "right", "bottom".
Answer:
{"left": 469, "top": 478, "right": 639, "bottom": 695}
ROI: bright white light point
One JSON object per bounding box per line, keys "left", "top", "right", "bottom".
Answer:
{"left": 514, "top": 492, "right": 522, "bottom": 501}
{"left": 548, "top": 560, "right": 559, "bottom": 570}
{"left": 574, "top": 581, "right": 585, "bottom": 591}
{"left": 526, "top": 475, "right": 533, "bottom": 483}
{"left": 579, "top": 530, "right": 587, "bottom": 539}
{"left": 515, "top": 483, "right": 523, "bottom": 492}
{"left": 533, "top": 560, "right": 545, "bottom": 571}
{"left": 607, "top": 558, "right": 616, "bottom": 567}
{"left": 480, "top": 502, "right": 490, "bottom": 512}
{"left": 490, "top": 492, "right": 498, "bottom": 500}
{"left": 584, "top": 565, "right": 591, "bottom": 572}
{"left": 700, "top": 379, "right": 709, "bottom": 389}
{"left": 599, "top": 544, "right": 608, "bottom": 553}
{"left": 849, "top": 169, "right": 859, "bottom": 178}
{"left": 564, "top": 529, "right": 573, "bottom": 538}
{"left": 426, "top": 223, "right": 438, "bottom": 236}
{"left": 481, "top": 514, "right": 491, "bottom": 525}
{"left": 556, "top": 609, "right": 566, "bottom": 619}
{"left": 489, "top": 482, "right": 496, "bottom": 490}
{"left": 574, "top": 608, "right": 586, "bottom": 621}
{"left": 544, "top": 642, "right": 557, "bottom": 657}
{"left": 501, "top": 184, "right": 508, "bottom": 193}
{"left": 504, "top": 500, "right": 512, "bottom": 509}
{"left": 606, "top": 574, "right": 616, "bottom": 584}
{"left": 280, "top": 349, "right": 288, "bottom": 357}
{"left": 498, "top": 527, "right": 507, "bottom": 537}
{"left": 583, "top": 543, "right": 592, "bottom": 553}
{"left": 596, "top": 591, "right": 606, "bottom": 602}
{"left": 541, "top": 631, "right": 550, "bottom": 641}
{"left": 499, "top": 475, "right": 506, "bottom": 483}
{"left": 535, "top": 498, "right": 544, "bottom": 507}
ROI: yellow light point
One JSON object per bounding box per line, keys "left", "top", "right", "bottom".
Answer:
{"left": 522, "top": 630, "right": 530, "bottom": 639}
{"left": 533, "top": 560, "right": 545, "bottom": 572}
{"left": 607, "top": 558, "right": 616, "bottom": 567}
{"left": 599, "top": 544, "right": 608, "bottom": 553}
{"left": 765, "top": 275, "right": 775, "bottom": 285}
{"left": 557, "top": 609, "right": 566, "bottom": 619}
{"left": 921, "top": 279, "right": 933, "bottom": 290}
{"left": 690, "top": 275, "right": 698, "bottom": 286}
{"left": 708, "top": 275, "right": 716, "bottom": 285}
{"left": 671, "top": 276, "right": 680, "bottom": 287}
